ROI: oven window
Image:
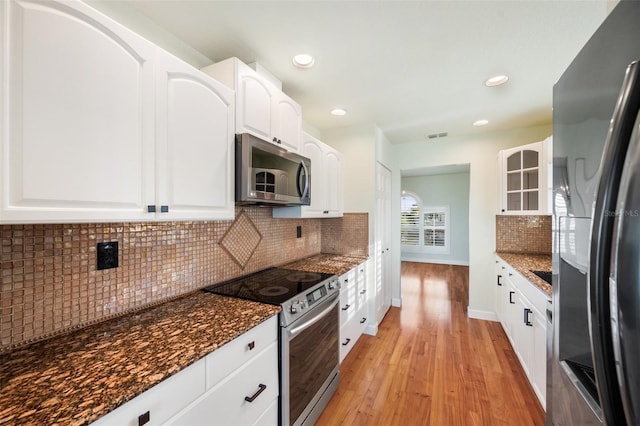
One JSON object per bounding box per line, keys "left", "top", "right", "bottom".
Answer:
{"left": 288, "top": 304, "right": 339, "bottom": 424}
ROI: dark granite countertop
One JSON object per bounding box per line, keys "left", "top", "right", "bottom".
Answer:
{"left": 496, "top": 252, "right": 552, "bottom": 297}
{"left": 0, "top": 292, "right": 280, "bottom": 426}
{"left": 282, "top": 253, "right": 369, "bottom": 276}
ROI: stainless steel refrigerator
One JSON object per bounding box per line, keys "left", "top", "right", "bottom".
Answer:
{"left": 550, "top": 1, "right": 640, "bottom": 425}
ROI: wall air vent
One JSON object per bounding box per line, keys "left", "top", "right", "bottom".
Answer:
{"left": 426, "top": 132, "right": 448, "bottom": 140}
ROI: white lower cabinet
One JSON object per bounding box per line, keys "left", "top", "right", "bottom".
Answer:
{"left": 91, "top": 316, "right": 278, "bottom": 426}
{"left": 494, "top": 255, "right": 547, "bottom": 410}
{"left": 167, "top": 342, "right": 278, "bottom": 426}
{"left": 339, "top": 262, "right": 368, "bottom": 362}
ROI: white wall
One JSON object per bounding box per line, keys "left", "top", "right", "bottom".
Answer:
{"left": 401, "top": 171, "right": 470, "bottom": 265}
{"left": 87, "top": 0, "right": 213, "bottom": 68}
{"left": 394, "top": 125, "right": 552, "bottom": 319}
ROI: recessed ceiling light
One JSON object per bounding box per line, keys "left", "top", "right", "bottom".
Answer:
{"left": 292, "top": 54, "right": 315, "bottom": 68}
{"left": 331, "top": 108, "right": 347, "bottom": 116}
{"left": 485, "top": 74, "right": 509, "bottom": 87}
{"left": 473, "top": 119, "right": 489, "bottom": 126}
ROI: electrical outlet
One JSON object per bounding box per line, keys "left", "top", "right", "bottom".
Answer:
{"left": 296, "top": 225, "right": 302, "bottom": 238}
{"left": 97, "top": 242, "right": 119, "bottom": 270}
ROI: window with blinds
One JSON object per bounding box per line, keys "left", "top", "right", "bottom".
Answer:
{"left": 424, "top": 209, "right": 448, "bottom": 248}
{"left": 401, "top": 194, "right": 420, "bottom": 245}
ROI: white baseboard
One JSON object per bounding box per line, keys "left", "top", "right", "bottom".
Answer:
{"left": 467, "top": 308, "right": 499, "bottom": 322}
{"left": 391, "top": 298, "right": 401, "bottom": 307}
{"left": 400, "top": 257, "right": 469, "bottom": 266}
{"left": 364, "top": 324, "right": 378, "bottom": 336}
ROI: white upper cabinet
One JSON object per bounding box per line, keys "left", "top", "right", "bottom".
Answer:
{"left": 0, "top": 0, "right": 235, "bottom": 223}
{"left": 498, "top": 136, "right": 552, "bottom": 215}
{"left": 272, "top": 132, "right": 343, "bottom": 218}
{"left": 155, "top": 50, "right": 234, "bottom": 221}
{"left": 1, "top": 0, "right": 156, "bottom": 223}
{"left": 201, "top": 57, "right": 302, "bottom": 153}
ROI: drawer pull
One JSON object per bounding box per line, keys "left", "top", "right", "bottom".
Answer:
{"left": 341, "top": 338, "right": 351, "bottom": 346}
{"left": 360, "top": 289, "right": 367, "bottom": 295}
{"left": 342, "top": 304, "right": 351, "bottom": 311}
{"left": 244, "top": 384, "right": 267, "bottom": 403}
{"left": 138, "top": 411, "right": 150, "bottom": 426}
{"left": 360, "top": 317, "right": 366, "bottom": 324}
{"left": 509, "top": 291, "right": 515, "bottom": 304}
{"left": 248, "top": 341, "right": 255, "bottom": 350}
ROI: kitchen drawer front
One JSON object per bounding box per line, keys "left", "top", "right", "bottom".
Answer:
{"left": 339, "top": 285, "right": 358, "bottom": 326}
{"left": 168, "top": 341, "right": 278, "bottom": 426}
{"left": 90, "top": 358, "right": 206, "bottom": 426}
{"left": 205, "top": 316, "right": 277, "bottom": 388}
{"left": 339, "top": 316, "right": 361, "bottom": 363}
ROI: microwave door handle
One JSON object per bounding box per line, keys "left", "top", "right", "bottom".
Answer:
{"left": 296, "top": 161, "right": 310, "bottom": 199}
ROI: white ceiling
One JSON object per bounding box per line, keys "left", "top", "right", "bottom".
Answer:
{"left": 118, "top": 0, "right": 609, "bottom": 144}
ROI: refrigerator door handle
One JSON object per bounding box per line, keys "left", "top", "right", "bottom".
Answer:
{"left": 590, "top": 60, "right": 640, "bottom": 426}
{"left": 609, "top": 104, "right": 640, "bottom": 425}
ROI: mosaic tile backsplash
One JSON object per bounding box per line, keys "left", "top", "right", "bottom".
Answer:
{"left": 321, "top": 213, "right": 369, "bottom": 257}
{"left": 495, "top": 215, "right": 552, "bottom": 254}
{"left": 0, "top": 207, "right": 368, "bottom": 351}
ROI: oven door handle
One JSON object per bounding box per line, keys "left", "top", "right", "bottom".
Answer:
{"left": 287, "top": 293, "right": 340, "bottom": 339}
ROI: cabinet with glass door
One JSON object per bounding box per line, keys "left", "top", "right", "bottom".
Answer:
{"left": 498, "top": 137, "right": 552, "bottom": 215}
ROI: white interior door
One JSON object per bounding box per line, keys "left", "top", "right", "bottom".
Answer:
{"left": 375, "top": 162, "right": 392, "bottom": 324}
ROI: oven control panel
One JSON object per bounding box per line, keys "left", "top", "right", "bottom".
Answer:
{"left": 281, "top": 277, "right": 340, "bottom": 326}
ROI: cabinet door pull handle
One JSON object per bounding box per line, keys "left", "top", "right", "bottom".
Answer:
{"left": 248, "top": 341, "right": 255, "bottom": 350}
{"left": 147, "top": 205, "right": 156, "bottom": 213}
{"left": 160, "top": 205, "right": 169, "bottom": 213}
{"left": 360, "top": 289, "right": 366, "bottom": 295}
{"left": 524, "top": 308, "right": 533, "bottom": 326}
{"left": 360, "top": 317, "right": 366, "bottom": 324}
{"left": 342, "top": 304, "right": 351, "bottom": 311}
{"left": 244, "top": 384, "right": 267, "bottom": 402}
{"left": 497, "top": 275, "right": 502, "bottom": 286}
{"left": 138, "top": 411, "right": 150, "bottom": 426}
{"left": 509, "top": 291, "right": 515, "bottom": 304}
{"left": 342, "top": 338, "right": 351, "bottom": 346}
{"left": 508, "top": 272, "right": 513, "bottom": 276}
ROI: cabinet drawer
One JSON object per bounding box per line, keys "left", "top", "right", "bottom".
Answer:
{"left": 339, "top": 287, "right": 358, "bottom": 325}
{"left": 206, "top": 316, "right": 277, "bottom": 388}
{"left": 339, "top": 316, "right": 363, "bottom": 363}
{"left": 168, "top": 342, "right": 278, "bottom": 426}
{"left": 91, "top": 358, "right": 206, "bottom": 426}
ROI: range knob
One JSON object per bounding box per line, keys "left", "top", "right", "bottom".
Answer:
{"left": 328, "top": 281, "right": 336, "bottom": 290}
{"left": 299, "top": 300, "right": 306, "bottom": 309}
{"left": 289, "top": 304, "right": 298, "bottom": 314}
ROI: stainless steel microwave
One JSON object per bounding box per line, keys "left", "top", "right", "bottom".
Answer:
{"left": 235, "top": 133, "right": 311, "bottom": 206}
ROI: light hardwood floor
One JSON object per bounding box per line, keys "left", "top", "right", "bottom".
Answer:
{"left": 316, "top": 262, "right": 545, "bottom": 426}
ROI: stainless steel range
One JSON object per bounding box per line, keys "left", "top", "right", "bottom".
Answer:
{"left": 203, "top": 268, "right": 340, "bottom": 426}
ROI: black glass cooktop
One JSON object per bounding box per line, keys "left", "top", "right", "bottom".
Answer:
{"left": 531, "top": 270, "right": 552, "bottom": 285}
{"left": 203, "top": 267, "right": 335, "bottom": 305}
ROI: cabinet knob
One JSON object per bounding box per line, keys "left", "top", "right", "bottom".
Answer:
{"left": 138, "top": 411, "right": 150, "bottom": 426}
{"left": 248, "top": 341, "right": 255, "bottom": 351}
